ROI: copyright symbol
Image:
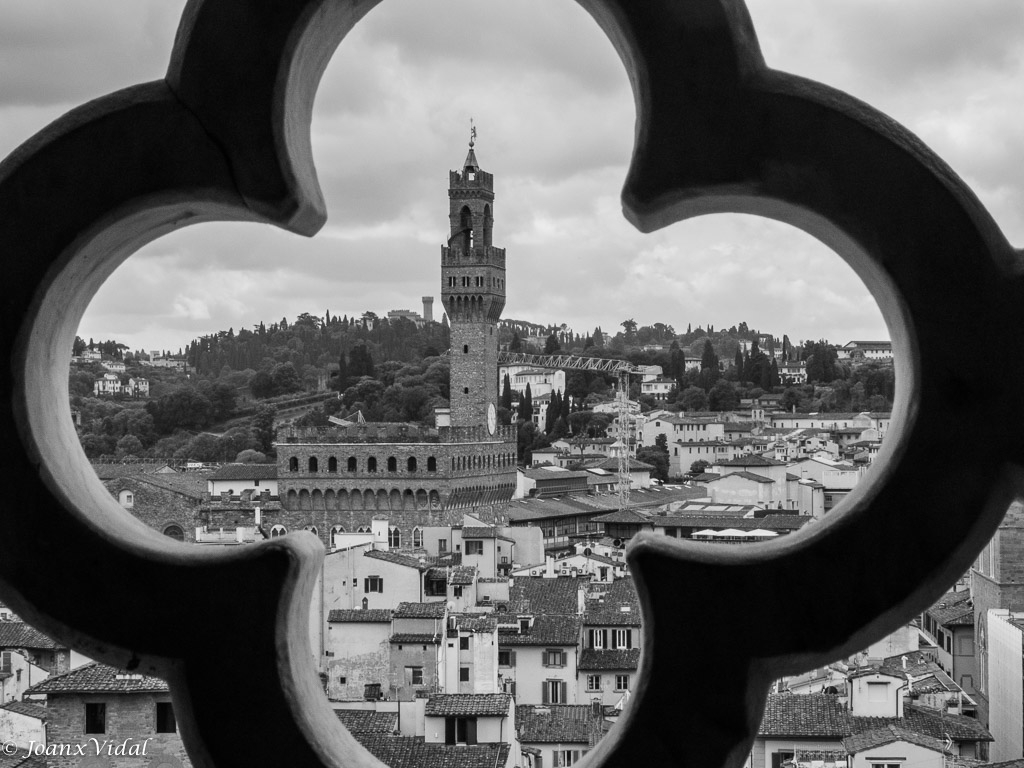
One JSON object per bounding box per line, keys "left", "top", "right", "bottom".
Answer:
{"left": 1, "top": 741, "right": 17, "bottom": 756}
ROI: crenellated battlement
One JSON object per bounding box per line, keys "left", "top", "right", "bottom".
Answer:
{"left": 441, "top": 244, "right": 506, "bottom": 268}
{"left": 449, "top": 168, "right": 493, "bottom": 190}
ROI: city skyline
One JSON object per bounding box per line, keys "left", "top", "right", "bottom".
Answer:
{"left": 2, "top": 1, "right": 1022, "bottom": 352}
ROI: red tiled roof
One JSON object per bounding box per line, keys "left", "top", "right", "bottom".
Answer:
{"left": 26, "top": 663, "right": 168, "bottom": 694}
{"left": 0, "top": 622, "right": 62, "bottom": 650}
{"left": 328, "top": 609, "right": 392, "bottom": 623}
{"left": 577, "top": 648, "right": 641, "bottom": 671}
{"left": 335, "top": 710, "right": 397, "bottom": 734}
{"left": 354, "top": 735, "right": 509, "bottom": 768}
{"left": 393, "top": 602, "right": 446, "bottom": 619}
{"left": 207, "top": 463, "right": 278, "bottom": 481}
{"left": 498, "top": 615, "right": 581, "bottom": 646}
{"left": 424, "top": 694, "right": 511, "bottom": 717}
{"left": 517, "top": 705, "right": 596, "bottom": 743}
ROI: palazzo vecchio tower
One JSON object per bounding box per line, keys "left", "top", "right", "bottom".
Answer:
{"left": 271, "top": 136, "right": 517, "bottom": 544}
{"left": 442, "top": 134, "right": 506, "bottom": 431}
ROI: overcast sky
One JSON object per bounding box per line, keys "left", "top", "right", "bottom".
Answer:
{"left": 3, "top": 1, "right": 1023, "bottom": 354}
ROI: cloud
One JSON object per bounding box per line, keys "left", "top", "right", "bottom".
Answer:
{"left": 1, "top": 1, "right": 1013, "bottom": 354}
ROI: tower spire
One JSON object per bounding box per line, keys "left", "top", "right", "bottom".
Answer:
{"left": 464, "top": 118, "right": 479, "bottom": 172}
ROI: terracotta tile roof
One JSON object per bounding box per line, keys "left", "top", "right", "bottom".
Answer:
{"left": 759, "top": 694, "right": 993, "bottom": 743}
{"left": 25, "top": 663, "right": 168, "bottom": 694}
{"left": 510, "top": 576, "right": 585, "bottom": 616}
{"left": 711, "top": 471, "right": 775, "bottom": 484}
{"left": 926, "top": 592, "right": 974, "bottom": 627}
{"left": 390, "top": 634, "right": 440, "bottom": 645}
{"left": 456, "top": 616, "right": 497, "bottom": 633}
{"left": 424, "top": 694, "right": 512, "bottom": 717}
{"left": 335, "top": 709, "right": 398, "bottom": 734}
{"left": 393, "top": 602, "right": 447, "bottom": 619}
{"left": 90, "top": 461, "right": 176, "bottom": 479}
{"left": 0, "top": 622, "right": 62, "bottom": 650}
{"left": 578, "top": 648, "right": 641, "bottom": 671}
{"left": 0, "top": 748, "right": 47, "bottom": 767}
{"left": 328, "top": 609, "right": 393, "bottom": 623}
{"left": 716, "top": 455, "right": 786, "bottom": 467}
{"left": 498, "top": 615, "right": 581, "bottom": 646}
{"left": 461, "top": 526, "right": 501, "bottom": 538}
{"left": 584, "top": 578, "right": 641, "bottom": 626}
{"left": 759, "top": 694, "right": 852, "bottom": 738}
{"left": 449, "top": 566, "right": 476, "bottom": 586}
{"left": 893, "top": 705, "right": 992, "bottom": 741}
{"left": 365, "top": 550, "right": 431, "bottom": 571}
{"left": 207, "top": 463, "right": 278, "bottom": 480}
{"left": 354, "top": 735, "right": 509, "bottom": 768}
{"left": 0, "top": 701, "right": 49, "bottom": 720}
{"left": 517, "top": 705, "right": 596, "bottom": 743}
{"left": 582, "top": 458, "right": 654, "bottom": 472}
{"left": 590, "top": 509, "right": 651, "bottom": 525}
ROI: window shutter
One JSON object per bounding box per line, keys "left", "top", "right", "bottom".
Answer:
{"left": 553, "top": 752, "right": 561, "bottom": 768}
{"left": 626, "top": 629, "right": 632, "bottom": 649}
{"left": 542, "top": 682, "right": 549, "bottom": 704}
{"left": 379, "top": 578, "right": 384, "bottom": 592}
{"left": 363, "top": 578, "right": 369, "bottom": 593}
{"left": 602, "top": 630, "right": 608, "bottom": 649}
{"left": 510, "top": 651, "right": 516, "bottom": 666}
{"left": 445, "top": 718, "right": 456, "bottom": 745}
{"left": 587, "top": 629, "right": 594, "bottom": 648}
{"left": 560, "top": 681, "right": 567, "bottom": 703}
{"left": 611, "top": 631, "right": 618, "bottom": 650}
{"left": 466, "top": 718, "right": 477, "bottom": 746}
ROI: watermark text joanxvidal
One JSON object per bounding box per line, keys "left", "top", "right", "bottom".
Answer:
{"left": 21, "top": 738, "right": 152, "bottom": 757}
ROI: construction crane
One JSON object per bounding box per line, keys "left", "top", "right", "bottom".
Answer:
{"left": 498, "top": 352, "right": 643, "bottom": 510}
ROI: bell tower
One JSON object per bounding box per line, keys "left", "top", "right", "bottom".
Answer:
{"left": 441, "top": 128, "right": 506, "bottom": 430}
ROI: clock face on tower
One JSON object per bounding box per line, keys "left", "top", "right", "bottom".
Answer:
{"left": 487, "top": 402, "right": 497, "bottom": 435}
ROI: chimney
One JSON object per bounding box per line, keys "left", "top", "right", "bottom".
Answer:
{"left": 422, "top": 296, "right": 434, "bottom": 324}
{"left": 545, "top": 555, "right": 556, "bottom": 579}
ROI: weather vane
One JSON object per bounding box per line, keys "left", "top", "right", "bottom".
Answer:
{"left": 469, "top": 118, "right": 476, "bottom": 148}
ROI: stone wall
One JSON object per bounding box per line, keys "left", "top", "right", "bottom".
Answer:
{"left": 102, "top": 478, "right": 200, "bottom": 542}
{"left": 44, "top": 693, "right": 190, "bottom": 768}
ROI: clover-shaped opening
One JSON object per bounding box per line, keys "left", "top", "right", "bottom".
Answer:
{"left": 11, "top": 2, "right": 1018, "bottom": 768}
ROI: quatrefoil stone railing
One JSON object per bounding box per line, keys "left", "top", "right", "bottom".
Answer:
{"left": 2, "top": 1, "right": 1024, "bottom": 767}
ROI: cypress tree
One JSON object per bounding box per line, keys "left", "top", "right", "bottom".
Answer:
{"left": 521, "top": 383, "right": 533, "bottom": 423}
{"left": 501, "top": 374, "right": 513, "bottom": 412}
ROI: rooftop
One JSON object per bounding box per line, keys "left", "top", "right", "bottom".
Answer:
{"left": 0, "top": 622, "right": 62, "bottom": 650}
{"left": 335, "top": 709, "right": 398, "bottom": 735}
{"left": 424, "top": 694, "right": 512, "bottom": 717}
{"left": 354, "top": 735, "right": 510, "bottom": 768}
{"left": 207, "top": 463, "right": 278, "bottom": 481}
{"left": 498, "top": 615, "right": 581, "bottom": 646}
{"left": 25, "top": 662, "right": 168, "bottom": 695}
{"left": 517, "top": 704, "right": 597, "bottom": 743}
{"left": 393, "top": 601, "right": 447, "bottom": 619}
{"left": 578, "top": 648, "right": 641, "bottom": 671}
{"left": 327, "top": 609, "right": 393, "bottom": 623}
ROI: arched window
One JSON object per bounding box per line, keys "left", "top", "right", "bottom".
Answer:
{"left": 357, "top": 526, "right": 371, "bottom": 534}
{"left": 304, "top": 525, "right": 318, "bottom": 536}
{"left": 347, "top": 457, "right": 357, "bottom": 472}
{"left": 288, "top": 457, "right": 298, "bottom": 472}
{"left": 308, "top": 457, "right": 318, "bottom": 473}
{"left": 327, "top": 457, "right": 338, "bottom": 473}
{"left": 367, "top": 457, "right": 377, "bottom": 473}
{"left": 162, "top": 524, "right": 184, "bottom": 541}
{"left": 330, "top": 525, "right": 345, "bottom": 539}
{"left": 407, "top": 457, "right": 417, "bottom": 472}
{"left": 427, "top": 456, "right": 437, "bottom": 472}
{"left": 483, "top": 203, "right": 493, "bottom": 246}
{"left": 388, "top": 527, "right": 401, "bottom": 548}
{"left": 270, "top": 525, "right": 287, "bottom": 538}
{"left": 387, "top": 457, "right": 397, "bottom": 472}
{"left": 412, "top": 527, "right": 423, "bottom": 548}
{"left": 118, "top": 490, "right": 134, "bottom": 508}
{"left": 459, "top": 205, "right": 473, "bottom": 251}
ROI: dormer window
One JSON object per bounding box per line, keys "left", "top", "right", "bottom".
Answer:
{"left": 118, "top": 490, "right": 133, "bottom": 508}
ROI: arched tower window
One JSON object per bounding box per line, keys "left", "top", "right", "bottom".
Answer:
{"left": 387, "top": 456, "right": 397, "bottom": 472}
{"left": 459, "top": 205, "right": 473, "bottom": 251}
{"left": 270, "top": 525, "right": 287, "bottom": 538}
{"left": 288, "top": 457, "right": 298, "bottom": 472}
{"left": 407, "top": 457, "right": 417, "bottom": 472}
{"left": 308, "top": 457, "right": 318, "bottom": 473}
{"left": 367, "top": 457, "right": 377, "bottom": 473}
{"left": 413, "top": 527, "right": 423, "bottom": 548}
{"left": 427, "top": 456, "right": 437, "bottom": 472}
{"left": 483, "top": 204, "right": 492, "bottom": 246}
{"left": 388, "top": 527, "right": 401, "bottom": 548}
{"left": 347, "top": 457, "right": 357, "bottom": 472}
{"left": 327, "top": 457, "right": 338, "bottom": 473}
